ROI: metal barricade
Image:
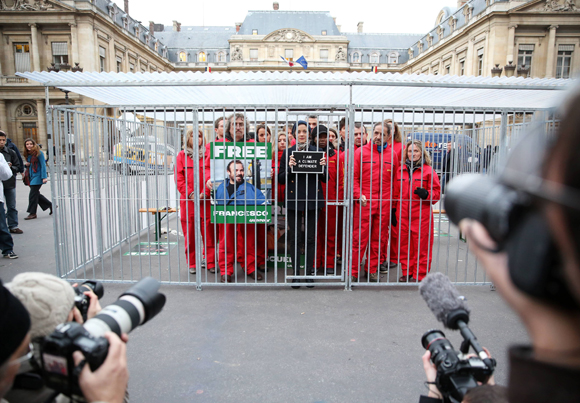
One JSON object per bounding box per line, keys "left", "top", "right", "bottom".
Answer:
{"left": 47, "top": 104, "right": 555, "bottom": 289}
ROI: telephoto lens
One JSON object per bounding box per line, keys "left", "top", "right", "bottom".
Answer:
{"left": 421, "top": 329, "right": 457, "bottom": 370}
{"left": 73, "top": 280, "right": 104, "bottom": 322}
{"left": 83, "top": 276, "right": 166, "bottom": 338}
{"left": 444, "top": 174, "right": 525, "bottom": 245}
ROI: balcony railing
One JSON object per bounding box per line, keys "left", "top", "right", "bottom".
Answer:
{"left": 1, "top": 76, "right": 30, "bottom": 85}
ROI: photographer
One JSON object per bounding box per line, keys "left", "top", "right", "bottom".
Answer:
{"left": 4, "top": 273, "right": 128, "bottom": 403}
{"left": 453, "top": 86, "right": 580, "bottom": 401}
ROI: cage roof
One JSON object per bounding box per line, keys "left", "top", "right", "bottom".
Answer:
{"left": 17, "top": 71, "right": 572, "bottom": 109}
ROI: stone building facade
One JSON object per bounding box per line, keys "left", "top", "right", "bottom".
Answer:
{"left": 0, "top": 0, "right": 172, "bottom": 149}
{"left": 1, "top": 0, "right": 578, "bottom": 148}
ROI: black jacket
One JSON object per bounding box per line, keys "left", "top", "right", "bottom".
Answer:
{"left": 6, "top": 139, "right": 24, "bottom": 173}
{"left": 0, "top": 146, "right": 20, "bottom": 189}
{"left": 278, "top": 144, "right": 326, "bottom": 211}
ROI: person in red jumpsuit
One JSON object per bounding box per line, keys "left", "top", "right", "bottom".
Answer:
{"left": 175, "top": 128, "right": 215, "bottom": 275}
{"left": 205, "top": 113, "right": 262, "bottom": 283}
{"left": 395, "top": 140, "right": 441, "bottom": 282}
{"left": 312, "top": 128, "right": 344, "bottom": 274}
{"left": 351, "top": 122, "right": 400, "bottom": 282}
{"left": 379, "top": 120, "right": 404, "bottom": 272}
{"left": 254, "top": 124, "right": 271, "bottom": 272}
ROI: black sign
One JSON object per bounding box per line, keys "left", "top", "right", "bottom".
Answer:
{"left": 291, "top": 151, "right": 325, "bottom": 174}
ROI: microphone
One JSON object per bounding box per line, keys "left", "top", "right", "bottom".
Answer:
{"left": 419, "top": 273, "right": 494, "bottom": 369}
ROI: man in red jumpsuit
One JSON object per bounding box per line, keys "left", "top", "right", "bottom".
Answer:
{"left": 205, "top": 113, "right": 262, "bottom": 283}
{"left": 395, "top": 140, "right": 441, "bottom": 282}
{"left": 312, "top": 128, "right": 345, "bottom": 274}
{"left": 351, "top": 122, "right": 400, "bottom": 282}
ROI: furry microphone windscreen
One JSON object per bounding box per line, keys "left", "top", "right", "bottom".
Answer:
{"left": 419, "top": 272, "right": 470, "bottom": 327}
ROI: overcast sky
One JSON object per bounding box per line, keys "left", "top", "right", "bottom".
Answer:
{"left": 127, "top": 0, "right": 455, "bottom": 34}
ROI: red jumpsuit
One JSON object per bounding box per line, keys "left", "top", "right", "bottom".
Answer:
{"left": 382, "top": 141, "right": 404, "bottom": 264}
{"left": 316, "top": 148, "right": 345, "bottom": 271}
{"left": 204, "top": 139, "right": 258, "bottom": 276}
{"left": 351, "top": 143, "right": 399, "bottom": 278}
{"left": 175, "top": 150, "right": 215, "bottom": 271}
{"left": 395, "top": 162, "right": 441, "bottom": 281}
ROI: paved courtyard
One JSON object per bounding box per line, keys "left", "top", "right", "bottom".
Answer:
{"left": 0, "top": 180, "right": 527, "bottom": 403}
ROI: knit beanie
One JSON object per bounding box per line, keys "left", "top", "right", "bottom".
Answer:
{"left": 6, "top": 272, "right": 75, "bottom": 339}
{"left": 0, "top": 280, "right": 31, "bottom": 365}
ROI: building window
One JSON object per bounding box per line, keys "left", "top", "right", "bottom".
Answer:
{"left": 477, "top": 48, "right": 484, "bottom": 76}
{"left": 250, "top": 48, "right": 258, "bottom": 61}
{"left": 517, "top": 45, "right": 534, "bottom": 77}
{"left": 14, "top": 43, "right": 31, "bottom": 72}
{"left": 22, "top": 122, "right": 38, "bottom": 144}
{"left": 116, "top": 57, "right": 122, "bottom": 73}
{"left": 321, "top": 30, "right": 327, "bottom": 35}
{"left": 198, "top": 52, "right": 206, "bottom": 62}
{"left": 99, "top": 46, "right": 106, "bottom": 72}
{"left": 459, "top": 59, "right": 465, "bottom": 76}
{"left": 285, "top": 49, "right": 293, "bottom": 61}
{"left": 320, "top": 49, "right": 329, "bottom": 61}
{"left": 217, "top": 51, "right": 226, "bottom": 62}
{"left": 556, "top": 46, "right": 573, "bottom": 79}
{"left": 388, "top": 52, "right": 399, "bottom": 64}
{"left": 129, "top": 63, "right": 135, "bottom": 72}
{"left": 445, "top": 65, "right": 450, "bottom": 75}
{"left": 179, "top": 51, "right": 187, "bottom": 62}
{"left": 370, "top": 53, "right": 379, "bottom": 64}
{"left": 51, "top": 42, "right": 69, "bottom": 67}
{"left": 433, "top": 69, "right": 439, "bottom": 75}
{"left": 352, "top": 52, "right": 360, "bottom": 63}
{"left": 252, "top": 29, "right": 258, "bottom": 35}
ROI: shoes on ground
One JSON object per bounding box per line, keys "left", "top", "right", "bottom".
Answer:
{"left": 247, "top": 271, "right": 263, "bottom": 281}
{"left": 379, "top": 261, "right": 390, "bottom": 273}
{"left": 209, "top": 267, "right": 216, "bottom": 273}
{"left": 291, "top": 278, "right": 301, "bottom": 289}
{"left": 398, "top": 275, "right": 417, "bottom": 283}
{"left": 189, "top": 267, "right": 196, "bottom": 274}
{"left": 220, "top": 275, "right": 234, "bottom": 283}
{"left": 368, "top": 272, "right": 379, "bottom": 281}
{"left": 9, "top": 228, "right": 23, "bottom": 234}
{"left": 325, "top": 267, "right": 335, "bottom": 275}
{"left": 351, "top": 275, "right": 358, "bottom": 283}
{"left": 304, "top": 278, "right": 315, "bottom": 288}
{"left": 24, "top": 214, "right": 37, "bottom": 220}
{"left": 257, "top": 264, "right": 267, "bottom": 272}
{"left": 49, "top": 207, "right": 53, "bottom": 215}
{"left": 3, "top": 252, "right": 18, "bottom": 259}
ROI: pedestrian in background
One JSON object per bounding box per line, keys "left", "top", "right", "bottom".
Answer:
{"left": 0, "top": 152, "right": 18, "bottom": 258}
{"left": 0, "top": 131, "right": 22, "bottom": 234}
{"left": 23, "top": 138, "right": 52, "bottom": 220}
{"left": 395, "top": 140, "right": 440, "bottom": 282}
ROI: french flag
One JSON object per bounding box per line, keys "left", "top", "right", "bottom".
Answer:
{"left": 280, "top": 56, "right": 294, "bottom": 67}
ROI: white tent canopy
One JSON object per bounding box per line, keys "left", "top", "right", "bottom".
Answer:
{"left": 17, "top": 71, "right": 572, "bottom": 109}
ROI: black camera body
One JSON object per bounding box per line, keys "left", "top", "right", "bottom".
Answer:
{"left": 422, "top": 329, "right": 495, "bottom": 403}
{"left": 72, "top": 280, "right": 104, "bottom": 322}
{"left": 40, "top": 322, "right": 109, "bottom": 397}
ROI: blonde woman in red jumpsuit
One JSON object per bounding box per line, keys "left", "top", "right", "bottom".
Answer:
{"left": 175, "top": 128, "right": 216, "bottom": 275}
{"left": 395, "top": 140, "right": 441, "bottom": 282}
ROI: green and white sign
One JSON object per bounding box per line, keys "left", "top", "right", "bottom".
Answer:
{"left": 211, "top": 205, "right": 272, "bottom": 224}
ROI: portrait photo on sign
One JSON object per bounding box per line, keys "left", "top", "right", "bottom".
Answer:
{"left": 209, "top": 142, "right": 273, "bottom": 224}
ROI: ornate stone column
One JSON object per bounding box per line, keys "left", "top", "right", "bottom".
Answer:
{"left": 545, "top": 25, "right": 558, "bottom": 78}
{"left": 69, "top": 23, "right": 79, "bottom": 65}
{"left": 36, "top": 99, "right": 48, "bottom": 148}
{"left": 466, "top": 37, "right": 475, "bottom": 76}
{"left": 506, "top": 24, "right": 517, "bottom": 64}
{"left": 0, "top": 100, "right": 8, "bottom": 133}
{"left": 29, "top": 23, "right": 41, "bottom": 71}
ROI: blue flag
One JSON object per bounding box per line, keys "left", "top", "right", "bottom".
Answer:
{"left": 295, "top": 56, "right": 308, "bottom": 70}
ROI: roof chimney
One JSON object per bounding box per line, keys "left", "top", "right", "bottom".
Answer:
{"left": 357, "top": 21, "right": 363, "bottom": 33}
{"left": 273, "top": 2, "right": 279, "bottom": 10}
{"left": 172, "top": 20, "right": 181, "bottom": 32}
{"left": 457, "top": 0, "right": 467, "bottom": 7}
{"left": 124, "top": 0, "right": 128, "bottom": 14}
{"left": 149, "top": 21, "right": 155, "bottom": 34}
{"left": 235, "top": 22, "right": 242, "bottom": 33}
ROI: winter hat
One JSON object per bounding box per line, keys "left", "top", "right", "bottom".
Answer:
{"left": 0, "top": 280, "right": 31, "bottom": 365}
{"left": 6, "top": 272, "right": 75, "bottom": 339}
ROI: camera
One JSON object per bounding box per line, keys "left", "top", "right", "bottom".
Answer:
{"left": 72, "top": 280, "right": 104, "bottom": 322}
{"left": 422, "top": 329, "right": 495, "bottom": 403}
{"left": 39, "top": 277, "right": 166, "bottom": 398}
{"left": 444, "top": 123, "right": 579, "bottom": 309}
